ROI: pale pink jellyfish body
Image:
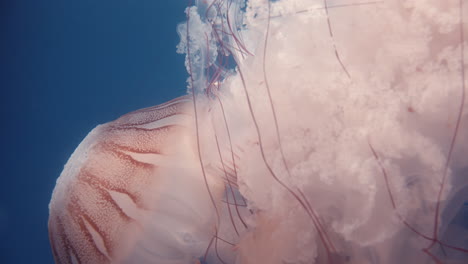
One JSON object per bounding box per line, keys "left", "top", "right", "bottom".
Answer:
{"left": 48, "top": 97, "right": 225, "bottom": 263}
{"left": 49, "top": 0, "right": 468, "bottom": 263}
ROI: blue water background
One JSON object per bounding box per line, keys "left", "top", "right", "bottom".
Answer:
{"left": 1, "top": 1, "right": 188, "bottom": 263}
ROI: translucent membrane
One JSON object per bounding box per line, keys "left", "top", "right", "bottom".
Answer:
{"left": 177, "top": 0, "right": 468, "bottom": 263}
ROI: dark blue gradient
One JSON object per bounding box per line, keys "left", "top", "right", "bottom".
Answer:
{"left": 0, "top": 1, "right": 188, "bottom": 263}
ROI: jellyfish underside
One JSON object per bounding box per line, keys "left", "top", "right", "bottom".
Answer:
{"left": 49, "top": 0, "right": 468, "bottom": 263}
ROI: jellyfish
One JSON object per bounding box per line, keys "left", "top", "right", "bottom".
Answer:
{"left": 48, "top": 0, "right": 468, "bottom": 263}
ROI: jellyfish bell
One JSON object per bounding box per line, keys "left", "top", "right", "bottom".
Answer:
{"left": 48, "top": 96, "right": 245, "bottom": 263}
{"left": 50, "top": 0, "right": 468, "bottom": 263}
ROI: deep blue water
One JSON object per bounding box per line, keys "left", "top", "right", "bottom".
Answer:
{"left": 1, "top": 1, "right": 188, "bottom": 263}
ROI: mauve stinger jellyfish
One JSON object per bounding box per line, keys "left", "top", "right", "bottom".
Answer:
{"left": 49, "top": 0, "right": 468, "bottom": 263}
